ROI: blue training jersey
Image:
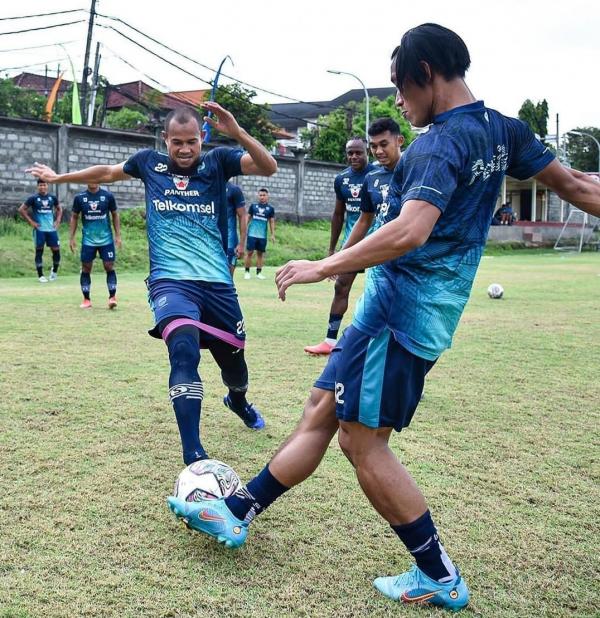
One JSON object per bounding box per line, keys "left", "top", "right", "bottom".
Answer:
{"left": 123, "top": 147, "right": 243, "bottom": 284}
{"left": 226, "top": 182, "right": 246, "bottom": 250}
{"left": 353, "top": 101, "right": 555, "bottom": 360}
{"left": 72, "top": 188, "right": 116, "bottom": 247}
{"left": 26, "top": 193, "right": 59, "bottom": 232}
{"left": 334, "top": 163, "right": 375, "bottom": 246}
{"left": 360, "top": 165, "right": 395, "bottom": 234}
{"left": 247, "top": 203, "right": 275, "bottom": 239}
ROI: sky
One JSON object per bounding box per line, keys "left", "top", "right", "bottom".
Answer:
{"left": 1, "top": 0, "right": 599, "bottom": 134}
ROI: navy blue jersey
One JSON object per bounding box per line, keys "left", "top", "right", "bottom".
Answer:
{"left": 123, "top": 147, "right": 243, "bottom": 283}
{"left": 25, "top": 193, "right": 59, "bottom": 232}
{"left": 247, "top": 203, "right": 275, "bottom": 239}
{"left": 72, "top": 188, "right": 117, "bottom": 246}
{"left": 225, "top": 182, "right": 245, "bottom": 250}
{"left": 360, "top": 165, "right": 395, "bottom": 233}
{"left": 334, "top": 163, "right": 376, "bottom": 245}
{"left": 353, "top": 101, "right": 555, "bottom": 360}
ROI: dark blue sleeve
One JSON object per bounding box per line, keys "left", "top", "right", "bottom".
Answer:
{"left": 360, "top": 178, "right": 374, "bottom": 212}
{"left": 505, "top": 118, "right": 555, "bottom": 180}
{"left": 400, "top": 135, "right": 463, "bottom": 213}
{"left": 233, "top": 185, "right": 245, "bottom": 209}
{"left": 25, "top": 195, "right": 35, "bottom": 207}
{"left": 123, "top": 149, "right": 153, "bottom": 180}
{"left": 72, "top": 195, "right": 82, "bottom": 213}
{"left": 267, "top": 206, "right": 275, "bottom": 219}
{"left": 248, "top": 204, "right": 256, "bottom": 216}
{"left": 212, "top": 147, "right": 243, "bottom": 180}
{"left": 334, "top": 175, "right": 343, "bottom": 201}
{"left": 51, "top": 195, "right": 60, "bottom": 207}
{"left": 107, "top": 192, "right": 117, "bottom": 212}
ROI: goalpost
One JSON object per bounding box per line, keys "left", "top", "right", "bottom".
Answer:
{"left": 553, "top": 207, "right": 593, "bottom": 253}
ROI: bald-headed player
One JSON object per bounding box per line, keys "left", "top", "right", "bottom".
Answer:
{"left": 28, "top": 102, "right": 277, "bottom": 468}
{"left": 304, "top": 138, "right": 375, "bottom": 355}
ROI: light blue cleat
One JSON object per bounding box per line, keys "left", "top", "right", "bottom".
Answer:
{"left": 374, "top": 564, "right": 469, "bottom": 612}
{"left": 167, "top": 496, "right": 248, "bottom": 549}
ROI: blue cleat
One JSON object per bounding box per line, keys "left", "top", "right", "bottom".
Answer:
{"left": 223, "top": 395, "right": 265, "bottom": 430}
{"left": 374, "top": 565, "right": 469, "bottom": 612}
{"left": 167, "top": 496, "right": 248, "bottom": 548}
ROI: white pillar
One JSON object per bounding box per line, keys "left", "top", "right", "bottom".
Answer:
{"left": 543, "top": 189, "right": 548, "bottom": 222}
{"left": 560, "top": 199, "right": 564, "bottom": 222}
{"left": 531, "top": 179, "right": 537, "bottom": 222}
{"left": 502, "top": 177, "right": 507, "bottom": 203}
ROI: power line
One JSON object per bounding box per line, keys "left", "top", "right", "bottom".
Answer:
{"left": 2, "top": 55, "right": 82, "bottom": 73}
{"left": 0, "top": 40, "right": 79, "bottom": 53}
{"left": 0, "top": 19, "right": 86, "bottom": 36}
{"left": 0, "top": 9, "right": 84, "bottom": 21}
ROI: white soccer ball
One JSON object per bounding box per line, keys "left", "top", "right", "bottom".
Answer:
{"left": 173, "top": 459, "right": 241, "bottom": 502}
{"left": 487, "top": 283, "right": 504, "bottom": 299}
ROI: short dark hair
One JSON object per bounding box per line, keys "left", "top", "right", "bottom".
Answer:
{"left": 368, "top": 118, "right": 401, "bottom": 137}
{"left": 258, "top": 188, "right": 269, "bottom": 193}
{"left": 37, "top": 178, "right": 47, "bottom": 185}
{"left": 391, "top": 23, "right": 471, "bottom": 91}
{"left": 164, "top": 106, "right": 203, "bottom": 132}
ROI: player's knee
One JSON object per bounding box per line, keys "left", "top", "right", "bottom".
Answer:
{"left": 167, "top": 330, "right": 200, "bottom": 370}
{"left": 81, "top": 262, "right": 93, "bottom": 273}
{"left": 337, "top": 424, "right": 355, "bottom": 464}
{"left": 103, "top": 261, "right": 114, "bottom": 271}
{"left": 334, "top": 278, "right": 352, "bottom": 298}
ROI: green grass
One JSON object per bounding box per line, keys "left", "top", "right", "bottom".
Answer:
{"left": 1, "top": 254, "right": 599, "bottom": 617}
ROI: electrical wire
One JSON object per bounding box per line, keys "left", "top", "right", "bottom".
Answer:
{"left": 0, "top": 9, "right": 84, "bottom": 21}
{"left": 0, "top": 39, "right": 79, "bottom": 53}
{"left": 0, "top": 19, "right": 86, "bottom": 36}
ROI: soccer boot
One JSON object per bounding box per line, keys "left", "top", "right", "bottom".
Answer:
{"left": 108, "top": 296, "right": 118, "bottom": 310}
{"left": 304, "top": 341, "right": 335, "bottom": 355}
{"left": 39, "top": 275, "right": 48, "bottom": 283}
{"left": 80, "top": 299, "right": 92, "bottom": 309}
{"left": 373, "top": 564, "right": 469, "bottom": 612}
{"left": 244, "top": 271, "right": 251, "bottom": 280}
{"left": 167, "top": 496, "right": 248, "bottom": 549}
{"left": 223, "top": 395, "right": 265, "bottom": 430}
{"left": 49, "top": 271, "right": 58, "bottom": 281}
{"left": 256, "top": 272, "right": 266, "bottom": 280}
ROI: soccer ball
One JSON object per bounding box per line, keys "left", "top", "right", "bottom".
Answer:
{"left": 173, "top": 459, "right": 241, "bottom": 502}
{"left": 487, "top": 283, "right": 504, "bottom": 299}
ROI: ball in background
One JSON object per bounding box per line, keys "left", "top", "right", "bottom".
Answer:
{"left": 487, "top": 283, "right": 504, "bottom": 299}
{"left": 174, "top": 459, "right": 241, "bottom": 502}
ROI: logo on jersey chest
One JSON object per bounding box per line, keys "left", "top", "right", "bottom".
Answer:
{"left": 89, "top": 201, "right": 99, "bottom": 211}
{"left": 173, "top": 175, "right": 190, "bottom": 191}
{"left": 349, "top": 183, "right": 362, "bottom": 199}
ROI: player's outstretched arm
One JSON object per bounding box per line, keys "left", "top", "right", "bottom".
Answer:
{"left": 26, "top": 162, "right": 132, "bottom": 186}
{"left": 535, "top": 160, "right": 600, "bottom": 217}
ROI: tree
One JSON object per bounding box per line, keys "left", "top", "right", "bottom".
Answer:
{"left": 104, "top": 107, "right": 149, "bottom": 131}
{"left": 0, "top": 79, "right": 46, "bottom": 119}
{"left": 518, "top": 98, "right": 549, "bottom": 139}
{"left": 214, "top": 83, "right": 276, "bottom": 148}
{"left": 564, "top": 127, "right": 600, "bottom": 172}
{"left": 301, "top": 95, "right": 415, "bottom": 164}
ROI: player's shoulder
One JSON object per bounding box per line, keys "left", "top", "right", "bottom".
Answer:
{"left": 336, "top": 166, "right": 353, "bottom": 179}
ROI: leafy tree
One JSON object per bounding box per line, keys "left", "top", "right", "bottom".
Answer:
{"left": 565, "top": 127, "right": 600, "bottom": 172}
{"left": 213, "top": 83, "right": 276, "bottom": 148}
{"left": 0, "top": 79, "right": 46, "bottom": 119}
{"left": 104, "top": 107, "right": 149, "bottom": 131}
{"left": 301, "top": 95, "right": 414, "bottom": 164}
{"left": 518, "top": 98, "right": 549, "bottom": 138}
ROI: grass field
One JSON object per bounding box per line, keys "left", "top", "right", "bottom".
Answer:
{"left": 1, "top": 253, "right": 599, "bottom": 617}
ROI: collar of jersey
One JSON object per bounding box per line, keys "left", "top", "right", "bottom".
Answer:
{"left": 166, "top": 154, "right": 205, "bottom": 176}
{"left": 433, "top": 100, "right": 484, "bottom": 124}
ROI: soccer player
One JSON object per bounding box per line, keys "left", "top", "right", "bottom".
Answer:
{"left": 167, "top": 24, "right": 600, "bottom": 611}
{"left": 225, "top": 181, "right": 247, "bottom": 276}
{"left": 304, "top": 138, "right": 374, "bottom": 355}
{"left": 28, "top": 102, "right": 277, "bottom": 465}
{"left": 18, "top": 179, "right": 62, "bottom": 282}
{"left": 244, "top": 188, "right": 275, "bottom": 280}
{"left": 70, "top": 184, "right": 122, "bottom": 309}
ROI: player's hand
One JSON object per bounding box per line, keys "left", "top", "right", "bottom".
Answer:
{"left": 235, "top": 242, "right": 244, "bottom": 258}
{"left": 271, "top": 235, "right": 276, "bottom": 244}
{"left": 115, "top": 236, "right": 122, "bottom": 250}
{"left": 275, "top": 259, "right": 327, "bottom": 301}
{"left": 69, "top": 238, "right": 76, "bottom": 253}
{"left": 26, "top": 162, "right": 60, "bottom": 183}
{"left": 53, "top": 220, "right": 60, "bottom": 230}
{"left": 201, "top": 102, "right": 242, "bottom": 140}
{"left": 31, "top": 221, "right": 40, "bottom": 229}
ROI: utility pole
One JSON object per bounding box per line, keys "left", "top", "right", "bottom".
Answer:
{"left": 87, "top": 42, "right": 102, "bottom": 126}
{"left": 80, "top": 0, "right": 97, "bottom": 124}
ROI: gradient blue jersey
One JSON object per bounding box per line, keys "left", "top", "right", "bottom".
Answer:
{"left": 360, "top": 165, "right": 395, "bottom": 234}
{"left": 334, "top": 163, "right": 375, "bottom": 245}
{"left": 247, "top": 203, "right": 275, "bottom": 239}
{"left": 72, "top": 188, "right": 116, "bottom": 246}
{"left": 123, "top": 147, "right": 243, "bottom": 283}
{"left": 225, "top": 182, "right": 245, "bottom": 250}
{"left": 26, "top": 193, "right": 59, "bottom": 232}
{"left": 353, "top": 101, "right": 555, "bottom": 360}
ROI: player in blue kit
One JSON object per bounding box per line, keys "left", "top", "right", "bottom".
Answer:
{"left": 244, "top": 188, "right": 275, "bottom": 280}
{"left": 18, "top": 179, "right": 62, "bottom": 283}
{"left": 225, "top": 182, "right": 247, "bottom": 276}
{"left": 304, "top": 139, "right": 374, "bottom": 355}
{"left": 28, "top": 101, "right": 277, "bottom": 466}
{"left": 167, "top": 24, "right": 600, "bottom": 611}
{"left": 70, "top": 184, "right": 122, "bottom": 309}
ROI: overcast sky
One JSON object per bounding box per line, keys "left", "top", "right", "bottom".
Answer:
{"left": 1, "top": 0, "right": 598, "bottom": 134}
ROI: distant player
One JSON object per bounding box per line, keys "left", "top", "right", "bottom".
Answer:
{"left": 70, "top": 184, "right": 122, "bottom": 309}
{"left": 304, "top": 138, "right": 374, "bottom": 355}
{"left": 244, "top": 188, "right": 275, "bottom": 280}
{"left": 225, "top": 181, "right": 247, "bottom": 276}
{"left": 167, "top": 24, "right": 600, "bottom": 612}
{"left": 18, "top": 179, "right": 62, "bottom": 283}
{"left": 28, "top": 102, "right": 277, "bottom": 466}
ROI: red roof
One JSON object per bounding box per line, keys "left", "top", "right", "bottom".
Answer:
{"left": 11, "top": 72, "right": 73, "bottom": 96}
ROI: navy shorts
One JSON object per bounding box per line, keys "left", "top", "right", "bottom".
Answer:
{"left": 33, "top": 230, "right": 59, "bottom": 248}
{"left": 246, "top": 236, "right": 267, "bottom": 252}
{"left": 147, "top": 279, "right": 246, "bottom": 345}
{"left": 81, "top": 243, "right": 116, "bottom": 263}
{"left": 226, "top": 248, "right": 237, "bottom": 267}
{"left": 314, "top": 325, "right": 436, "bottom": 431}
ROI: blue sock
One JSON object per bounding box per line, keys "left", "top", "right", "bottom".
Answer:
{"left": 35, "top": 247, "right": 44, "bottom": 277}
{"left": 391, "top": 510, "right": 458, "bottom": 583}
{"left": 106, "top": 269, "right": 117, "bottom": 297}
{"left": 167, "top": 327, "right": 207, "bottom": 464}
{"left": 226, "top": 465, "right": 289, "bottom": 522}
{"left": 80, "top": 272, "right": 91, "bottom": 300}
{"left": 326, "top": 313, "right": 343, "bottom": 340}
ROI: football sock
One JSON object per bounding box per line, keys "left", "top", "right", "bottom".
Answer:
{"left": 245, "top": 267, "right": 250, "bottom": 273}
{"left": 106, "top": 269, "right": 117, "bottom": 297}
{"left": 167, "top": 326, "right": 207, "bottom": 464}
{"left": 80, "top": 272, "right": 91, "bottom": 300}
{"left": 51, "top": 250, "right": 60, "bottom": 273}
{"left": 226, "top": 465, "right": 289, "bottom": 522}
{"left": 326, "top": 313, "right": 343, "bottom": 341}
{"left": 256, "top": 267, "right": 262, "bottom": 275}
{"left": 35, "top": 248, "right": 44, "bottom": 276}
{"left": 391, "top": 510, "right": 458, "bottom": 583}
